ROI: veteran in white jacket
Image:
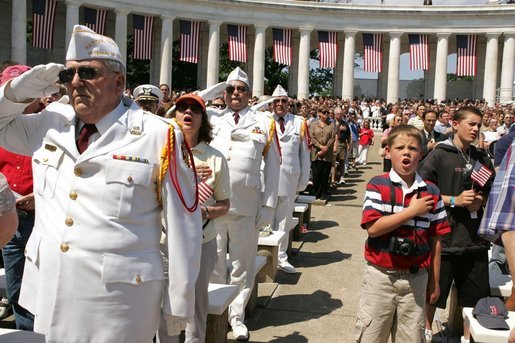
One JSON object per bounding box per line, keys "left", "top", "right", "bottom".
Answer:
{"left": 270, "top": 85, "right": 311, "bottom": 274}
{"left": 0, "top": 26, "right": 201, "bottom": 343}
{"left": 208, "top": 67, "right": 280, "bottom": 341}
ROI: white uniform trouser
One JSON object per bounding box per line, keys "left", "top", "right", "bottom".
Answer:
{"left": 210, "top": 215, "right": 258, "bottom": 326}
{"left": 158, "top": 239, "right": 218, "bottom": 343}
{"left": 273, "top": 195, "right": 296, "bottom": 263}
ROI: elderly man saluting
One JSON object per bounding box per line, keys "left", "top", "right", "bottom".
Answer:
{"left": 209, "top": 67, "right": 280, "bottom": 341}
{"left": 0, "top": 25, "right": 201, "bottom": 342}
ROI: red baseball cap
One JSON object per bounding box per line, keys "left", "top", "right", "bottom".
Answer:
{"left": 0, "top": 65, "right": 31, "bottom": 86}
{"left": 175, "top": 93, "right": 206, "bottom": 113}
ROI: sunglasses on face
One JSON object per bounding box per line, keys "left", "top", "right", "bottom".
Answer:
{"left": 58, "top": 66, "right": 102, "bottom": 83}
{"left": 212, "top": 103, "right": 225, "bottom": 109}
{"left": 176, "top": 102, "right": 203, "bottom": 113}
{"left": 321, "top": 111, "right": 329, "bottom": 114}
{"left": 226, "top": 85, "right": 247, "bottom": 94}
{"left": 274, "top": 99, "right": 288, "bottom": 104}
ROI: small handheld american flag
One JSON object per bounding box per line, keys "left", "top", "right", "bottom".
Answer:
{"left": 471, "top": 161, "right": 493, "bottom": 188}
{"left": 197, "top": 178, "right": 214, "bottom": 206}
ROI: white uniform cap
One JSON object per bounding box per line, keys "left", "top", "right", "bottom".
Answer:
{"left": 226, "top": 67, "right": 249, "bottom": 88}
{"left": 272, "top": 84, "right": 288, "bottom": 97}
{"left": 66, "top": 25, "right": 124, "bottom": 66}
{"left": 133, "top": 85, "right": 163, "bottom": 102}
{"left": 198, "top": 82, "right": 226, "bottom": 101}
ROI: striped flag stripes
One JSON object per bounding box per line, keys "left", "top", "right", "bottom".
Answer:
{"left": 408, "top": 34, "right": 429, "bottom": 71}
{"left": 227, "top": 24, "right": 248, "bottom": 63}
{"left": 180, "top": 20, "right": 201, "bottom": 64}
{"left": 362, "top": 33, "right": 383, "bottom": 73}
{"left": 456, "top": 35, "right": 478, "bottom": 77}
{"left": 84, "top": 7, "right": 107, "bottom": 36}
{"left": 272, "top": 28, "right": 293, "bottom": 66}
{"left": 318, "top": 31, "right": 338, "bottom": 69}
{"left": 198, "top": 180, "right": 214, "bottom": 206}
{"left": 32, "top": 0, "right": 57, "bottom": 49}
{"left": 133, "top": 14, "right": 154, "bottom": 60}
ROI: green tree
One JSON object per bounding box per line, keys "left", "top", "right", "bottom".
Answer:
{"left": 447, "top": 73, "right": 473, "bottom": 82}
{"left": 218, "top": 43, "right": 245, "bottom": 82}
{"left": 126, "top": 35, "right": 151, "bottom": 88}
{"left": 308, "top": 49, "right": 334, "bottom": 96}
{"left": 170, "top": 40, "right": 198, "bottom": 90}
{"left": 264, "top": 48, "right": 288, "bottom": 95}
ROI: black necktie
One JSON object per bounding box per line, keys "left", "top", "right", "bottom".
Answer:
{"left": 278, "top": 117, "right": 285, "bottom": 133}
{"left": 233, "top": 112, "right": 239, "bottom": 125}
{"left": 76, "top": 124, "right": 98, "bottom": 154}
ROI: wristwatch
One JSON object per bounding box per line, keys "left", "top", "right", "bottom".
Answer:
{"left": 450, "top": 196, "right": 455, "bottom": 208}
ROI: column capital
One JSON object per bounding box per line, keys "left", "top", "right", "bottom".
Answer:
{"left": 64, "top": 0, "right": 82, "bottom": 6}
{"left": 436, "top": 32, "right": 452, "bottom": 39}
{"left": 389, "top": 32, "right": 403, "bottom": 39}
{"left": 161, "top": 15, "right": 176, "bottom": 22}
{"left": 114, "top": 8, "right": 130, "bottom": 15}
{"left": 299, "top": 26, "right": 314, "bottom": 33}
{"left": 485, "top": 32, "right": 502, "bottom": 39}
{"left": 503, "top": 32, "right": 515, "bottom": 38}
{"left": 254, "top": 24, "right": 268, "bottom": 31}
{"left": 208, "top": 20, "right": 223, "bottom": 27}
{"left": 344, "top": 30, "right": 358, "bottom": 37}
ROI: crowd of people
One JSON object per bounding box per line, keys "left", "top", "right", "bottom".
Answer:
{"left": 0, "top": 23, "right": 513, "bottom": 343}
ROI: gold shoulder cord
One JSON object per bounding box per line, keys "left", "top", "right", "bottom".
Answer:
{"left": 263, "top": 119, "right": 276, "bottom": 157}
{"left": 157, "top": 124, "right": 175, "bottom": 204}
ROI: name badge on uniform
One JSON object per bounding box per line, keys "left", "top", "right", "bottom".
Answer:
{"left": 44, "top": 143, "right": 57, "bottom": 152}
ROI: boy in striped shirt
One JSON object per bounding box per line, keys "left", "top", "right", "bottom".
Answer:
{"left": 354, "top": 125, "right": 450, "bottom": 343}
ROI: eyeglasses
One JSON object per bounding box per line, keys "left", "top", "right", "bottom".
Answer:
{"left": 58, "top": 66, "right": 102, "bottom": 83}
{"left": 321, "top": 111, "right": 329, "bottom": 114}
{"left": 211, "top": 103, "right": 225, "bottom": 109}
{"left": 226, "top": 85, "right": 247, "bottom": 94}
{"left": 273, "top": 99, "right": 288, "bottom": 104}
{"left": 176, "top": 102, "right": 203, "bottom": 113}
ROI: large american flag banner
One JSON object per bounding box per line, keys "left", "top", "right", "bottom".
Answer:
{"left": 84, "top": 7, "right": 107, "bottom": 35}
{"left": 227, "top": 24, "right": 248, "bottom": 63}
{"left": 471, "top": 161, "right": 493, "bottom": 188}
{"left": 363, "top": 33, "right": 382, "bottom": 73}
{"left": 456, "top": 35, "right": 478, "bottom": 77}
{"left": 272, "top": 28, "right": 292, "bottom": 66}
{"left": 408, "top": 34, "right": 429, "bottom": 71}
{"left": 318, "top": 31, "right": 338, "bottom": 69}
{"left": 133, "top": 14, "right": 154, "bottom": 60}
{"left": 32, "top": 0, "right": 57, "bottom": 49}
{"left": 180, "top": 20, "right": 201, "bottom": 64}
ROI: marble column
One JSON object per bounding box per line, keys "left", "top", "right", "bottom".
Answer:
{"left": 65, "top": 1, "right": 81, "bottom": 49}
{"left": 386, "top": 32, "right": 402, "bottom": 104}
{"left": 433, "top": 33, "right": 450, "bottom": 103}
{"left": 252, "top": 25, "right": 267, "bottom": 96}
{"left": 11, "top": 0, "right": 27, "bottom": 64}
{"left": 333, "top": 32, "right": 345, "bottom": 97}
{"left": 159, "top": 16, "right": 174, "bottom": 87}
{"left": 483, "top": 33, "right": 500, "bottom": 106}
{"left": 297, "top": 27, "right": 312, "bottom": 100}
{"left": 499, "top": 33, "right": 515, "bottom": 104}
{"left": 115, "top": 9, "right": 130, "bottom": 65}
{"left": 206, "top": 20, "right": 222, "bottom": 87}
{"left": 342, "top": 31, "right": 357, "bottom": 101}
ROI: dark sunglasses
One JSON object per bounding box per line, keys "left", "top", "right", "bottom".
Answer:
{"left": 273, "top": 99, "right": 288, "bottom": 104}
{"left": 226, "top": 85, "right": 247, "bottom": 94}
{"left": 321, "top": 110, "right": 329, "bottom": 114}
{"left": 176, "top": 102, "right": 203, "bottom": 113}
{"left": 212, "top": 104, "right": 225, "bottom": 109}
{"left": 58, "top": 66, "right": 102, "bottom": 83}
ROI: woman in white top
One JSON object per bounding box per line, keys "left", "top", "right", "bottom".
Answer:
{"left": 160, "top": 93, "right": 230, "bottom": 343}
{"left": 0, "top": 172, "right": 18, "bottom": 247}
{"left": 480, "top": 118, "right": 501, "bottom": 150}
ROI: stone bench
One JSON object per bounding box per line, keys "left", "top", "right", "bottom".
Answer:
{"left": 206, "top": 283, "right": 239, "bottom": 343}
{"left": 296, "top": 194, "right": 315, "bottom": 227}
{"left": 288, "top": 217, "right": 300, "bottom": 256}
{"left": 245, "top": 255, "right": 267, "bottom": 317}
{"left": 257, "top": 231, "right": 286, "bottom": 283}
{"left": 463, "top": 307, "right": 515, "bottom": 343}
{"left": 292, "top": 203, "right": 309, "bottom": 241}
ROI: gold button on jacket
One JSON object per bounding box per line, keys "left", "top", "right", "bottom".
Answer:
{"left": 69, "top": 191, "right": 78, "bottom": 200}
{"left": 60, "top": 243, "right": 69, "bottom": 252}
{"left": 65, "top": 217, "right": 74, "bottom": 226}
{"left": 74, "top": 168, "right": 82, "bottom": 176}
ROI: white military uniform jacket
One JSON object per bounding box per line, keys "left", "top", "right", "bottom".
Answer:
{"left": 0, "top": 89, "right": 202, "bottom": 343}
{"left": 208, "top": 107, "right": 280, "bottom": 217}
{"left": 274, "top": 113, "right": 311, "bottom": 197}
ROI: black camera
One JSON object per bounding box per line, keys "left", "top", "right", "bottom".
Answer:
{"left": 388, "top": 237, "right": 417, "bottom": 256}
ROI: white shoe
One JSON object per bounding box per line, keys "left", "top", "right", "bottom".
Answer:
{"left": 278, "top": 261, "right": 297, "bottom": 274}
{"left": 337, "top": 177, "right": 346, "bottom": 185}
{"left": 0, "top": 297, "right": 11, "bottom": 320}
{"left": 232, "top": 322, "right": 249, "bottom": 340}
{"left": 424, "top": 329, "right": 432, "bottom": 343}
